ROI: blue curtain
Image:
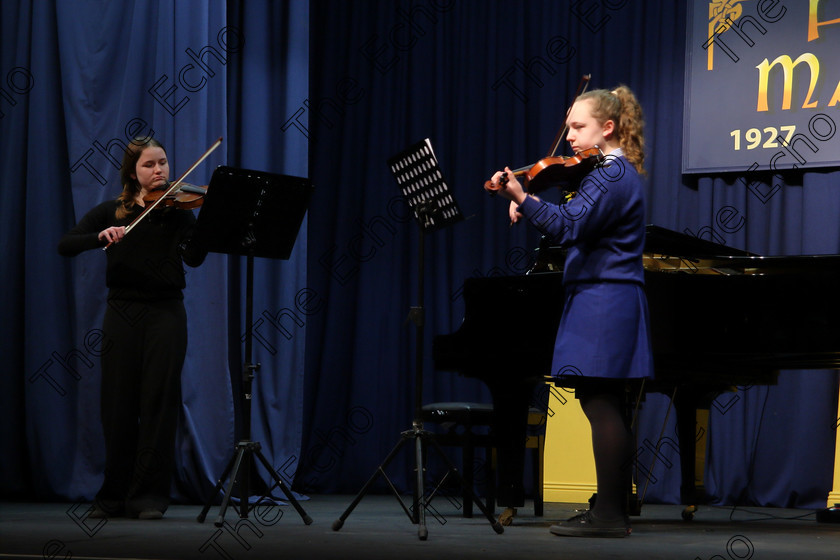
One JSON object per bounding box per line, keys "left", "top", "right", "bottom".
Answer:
{"left": 301, "top": 0, "right": 840, "bottom": 509}
{"left": 3, "top": 0, "right": 838, "bottom": 511}
{"left": 0, "top": 0, "right": 308, "bottom": 504}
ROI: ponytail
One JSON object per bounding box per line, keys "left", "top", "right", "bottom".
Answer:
{"left": 577, "top": 85, "right": 645, "bottom": 175}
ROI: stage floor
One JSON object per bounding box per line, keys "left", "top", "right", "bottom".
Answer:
{"left": 1, "top": 495, "right": 838, "bottom": 560}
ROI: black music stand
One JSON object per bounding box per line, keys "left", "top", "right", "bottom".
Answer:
{"left": 195, "top": 165, "right": 313, "bottom": 527}
{"left": 332, "top": 140, "right": 502, "bottom": 539}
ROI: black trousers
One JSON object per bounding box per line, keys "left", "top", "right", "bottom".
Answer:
{"left": 96, "top": 298, "right": 187, "bottom": 516}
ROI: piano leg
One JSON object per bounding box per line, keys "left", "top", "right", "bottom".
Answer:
{"left": 674, "top": 390, "right": 702, "bottom": 508}
{"left": 488, "top": 381, "right": 533, "bottom": 510}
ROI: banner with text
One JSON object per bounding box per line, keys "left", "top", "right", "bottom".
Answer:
{"left": 683, "top": 0, "right": 840, "bottom": 174}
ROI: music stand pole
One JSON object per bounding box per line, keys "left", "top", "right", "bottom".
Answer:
{"left": 332, "top": 140, "right": 502, "bottom": 539}
{"left": 198, "top": 252, "right": 312, "bottom": 527}
{"left": 409, "top": 220, "right": 427, "bottom": 530}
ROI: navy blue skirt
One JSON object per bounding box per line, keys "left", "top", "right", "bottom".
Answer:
{"left": 551, "top": 282, "right": 653, "bottom": 381}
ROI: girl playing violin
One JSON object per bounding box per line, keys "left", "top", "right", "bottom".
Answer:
{"left": 487, "top": 85, "right": 652, "bottom": 538}
{"left": 58, "top": 137, "right": 206, "bottom": 519}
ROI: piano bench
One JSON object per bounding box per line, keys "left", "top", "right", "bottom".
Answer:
{"left": 420, "top": 402, "right": 546, "bottom": 518}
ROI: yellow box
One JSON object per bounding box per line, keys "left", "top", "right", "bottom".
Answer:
{"left": 542, "top": 383, "right": 596, "bottom": 503}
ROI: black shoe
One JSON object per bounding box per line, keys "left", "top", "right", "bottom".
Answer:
{"left": 549, "top": 510, "right": 630, "bottom": 538}
{"left": 89, "top": 503, "right": 126, "bottom": 519}
{"left": 87, "top": 506, "right": 110, "bottom": 519}
{"left": 137, "top": 509, "right": 163, "bottom": 520}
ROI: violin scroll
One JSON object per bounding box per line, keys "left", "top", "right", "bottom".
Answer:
{"left": 483, "top": 170, "right": 515, "bottom": 193}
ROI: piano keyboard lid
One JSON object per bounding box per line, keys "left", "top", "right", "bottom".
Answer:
{"left": 643, "top": 224, "right": 840, "bottom": 275}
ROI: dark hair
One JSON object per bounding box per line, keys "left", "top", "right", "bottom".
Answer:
{"left": 116, "top": 138, "right": 166, "bottom": 219}
{"left": 577, "top": 85, "right": 645, "bottom": 175}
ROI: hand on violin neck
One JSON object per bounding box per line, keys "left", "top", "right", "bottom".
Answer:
{"left": 491, "top": 167, "right": 527, "bottom": 204}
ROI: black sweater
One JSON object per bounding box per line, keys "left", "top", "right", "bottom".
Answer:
{"left": 58, "top": 200, "right": 206, "bottom": 300}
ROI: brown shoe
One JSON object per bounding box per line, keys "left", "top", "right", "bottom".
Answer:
{"left": 497, "top": 507, "right": 517, "bottom": 526}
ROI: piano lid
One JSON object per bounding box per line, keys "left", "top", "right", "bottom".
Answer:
{"left": 533, "top": 225, "right": 840, "bottom": 276}
{"left": 644, "top": 225, "right": 840, "bottom": 275}
{"left": 532, "top": 225, "right": 754, "bottom": 275}
{"left": 643, "top": 224, "right": 755, "bottom": 257}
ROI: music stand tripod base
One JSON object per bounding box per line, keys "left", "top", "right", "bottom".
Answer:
{"left": 197, "top": 439, "right": 313, "bottom": 526}
{"left": 331, "top": 423, "right": 503, "bottom": 538}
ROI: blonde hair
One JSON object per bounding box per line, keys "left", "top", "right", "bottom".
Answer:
{"left": 577, "top": 85, "right": 645, "bottom": 175}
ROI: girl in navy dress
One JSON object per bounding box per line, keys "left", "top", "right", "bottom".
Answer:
{"left": 487, "top": 85, "right": 652, "bottom": 537}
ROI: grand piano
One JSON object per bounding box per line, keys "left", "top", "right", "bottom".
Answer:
{"left": 433, "top": 225, "right": 840, "bottom": 508}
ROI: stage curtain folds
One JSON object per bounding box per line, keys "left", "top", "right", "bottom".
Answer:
{"left": 0, "top": 0, "right": 309, "bottom": 505}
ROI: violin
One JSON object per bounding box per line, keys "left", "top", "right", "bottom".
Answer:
{"left": 483, "top": 147, "right": 604, "bottom": 194}
{"left": 144, "top": 182, "right": 208, "bottom": 209}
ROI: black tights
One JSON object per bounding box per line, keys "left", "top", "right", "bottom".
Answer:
{"left": 579, "top": 384, "right": 632, "bottom": 521}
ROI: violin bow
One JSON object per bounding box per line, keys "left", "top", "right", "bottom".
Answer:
{"left": 502, "top": 74, "right": 592, "bottom": 178}
{"left": 104, "top": 137, "right": 222, "bottom": 250}
{"left": 487, "top": 74, "right": 593, "bottom": 199}
{"left": 546, "top": 74, "right": 591, "bottom": 158}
